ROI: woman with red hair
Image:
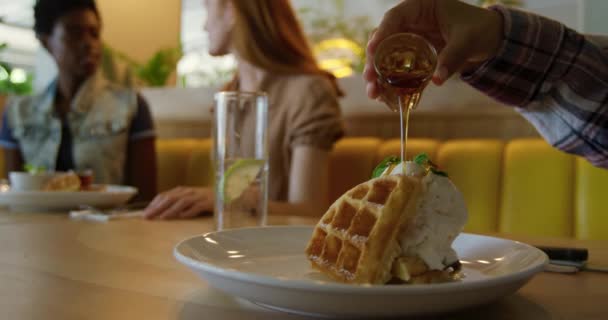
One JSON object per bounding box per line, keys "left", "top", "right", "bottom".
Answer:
{"left": 144, "top": 0, "right": 344, "bottom": 219}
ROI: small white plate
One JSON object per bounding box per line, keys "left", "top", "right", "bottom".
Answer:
{"left": 0, "top": 185, "right": 137, "bottom": 212}
{"left": 175, "top": 226, "right": 548, "bottom": 318}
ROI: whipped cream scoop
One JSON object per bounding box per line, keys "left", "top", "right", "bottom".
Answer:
{"left": 390, "top": 161, "right": 468, "bottom": 270}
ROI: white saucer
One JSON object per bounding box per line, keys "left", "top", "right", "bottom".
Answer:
{"left": 174, "top": 226, "right": 547, "bottom": 318}
{"left": 0, "top": 185, "right": 137, "bottom": 212}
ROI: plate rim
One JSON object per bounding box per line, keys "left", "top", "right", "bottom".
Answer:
{"left": 174, "top": 225, "right": 549, "bottom": 294}
{"left": 0, "top": 184, "right": 138, "bottom": 197}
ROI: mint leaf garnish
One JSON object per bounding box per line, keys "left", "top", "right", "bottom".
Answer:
{"left": 371, "top": 156, "right": 400, "bottom": 179}
{"left": 414, "top": 153, "right": 430, "bottom": 166}
{"left": 413, "top": 153, "right": 449, "bottom": 177}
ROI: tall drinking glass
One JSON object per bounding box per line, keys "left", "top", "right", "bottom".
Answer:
{"left": 214, "top": 91, "right": 268, "bottom": 230}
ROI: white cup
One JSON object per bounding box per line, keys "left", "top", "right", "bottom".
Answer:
{"left": 9, "top": 172, "right": 56, "bottom": 191}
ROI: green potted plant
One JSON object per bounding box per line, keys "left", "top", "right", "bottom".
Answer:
{"left": 102, "top": 44, "right": 182, "bottom": 87}
{"left": 0, "top": 43, "right": 34, "bottom": 110}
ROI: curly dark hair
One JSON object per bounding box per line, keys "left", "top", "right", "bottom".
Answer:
{"left": 33, "top": 0, "right": 99, "bottom": 35}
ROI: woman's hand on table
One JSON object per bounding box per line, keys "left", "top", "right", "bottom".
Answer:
{"left": 143, "top": 187, "right": 213, "bottom": 220}
{"left": 363, "top": 0, "right": 504, "bottom": 99}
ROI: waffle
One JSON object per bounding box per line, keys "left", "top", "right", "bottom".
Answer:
{"left": 305, "top": 174, "right": 422, "bottom": 284}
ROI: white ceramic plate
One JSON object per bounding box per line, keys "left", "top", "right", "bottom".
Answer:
{"left": 175, "top": 226, "right": 548, "bottom": 318}
{"left": 0, "top": 185, "right": 137, "bottom": 212}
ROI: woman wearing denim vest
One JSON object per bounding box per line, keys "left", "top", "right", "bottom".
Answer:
{"left": 0, "top": 0, "right": 157, "bottom": 200}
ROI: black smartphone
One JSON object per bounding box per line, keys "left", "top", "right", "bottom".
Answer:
{"left": 535, "top": 246, "right": 588, "bottom": 262}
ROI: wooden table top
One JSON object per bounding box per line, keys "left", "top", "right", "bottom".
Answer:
{"left": 0, "top": 211, "right": 606, "bottom": 320}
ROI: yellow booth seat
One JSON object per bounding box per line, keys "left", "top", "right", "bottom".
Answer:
{"left": 0, "top": 137, "right": 604, "bottom": 239}
{"left": 329, "top": 138, "right": 382, "bottom": 203}
{"left": 156, "top": 139, "right": 213, "bottom": 192}
{"left": 575, "top": 158, "right": 608, "bottom": 240}
{"left": 499, "top": 139, "right": 574, "bottom": 238}
{"left": 436, "top": 140, "right": 504, "bottom": 235}
{"left": 155, "top": 137, "right": 608, "bottom": 240}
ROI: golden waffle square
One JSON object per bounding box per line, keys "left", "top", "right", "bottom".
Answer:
{"left": 305, "top": 174, "right": 421, "bottom": 284}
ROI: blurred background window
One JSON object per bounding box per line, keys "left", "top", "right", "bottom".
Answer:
{"left": 178, "top": 0, "right": 236, "bottom": 88}
{"left": 179, "top": 0, "right": 577, "bottom": 88}
{"left": 0, "top": 0, "right": 600, "bottom": 93}
{"left": 177, "top": 0, "right": 402, "bottom": 88}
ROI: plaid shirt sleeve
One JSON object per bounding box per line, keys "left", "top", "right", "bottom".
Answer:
{"left": 461, "top": 6, "right": 608, "bottom": 169}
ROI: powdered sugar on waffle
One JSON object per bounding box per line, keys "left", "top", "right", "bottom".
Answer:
{"left": 391, "top": 162, "right": 468, "bottom": 271}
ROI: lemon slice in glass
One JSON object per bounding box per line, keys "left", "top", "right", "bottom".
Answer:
{"left": 222, "top": 159, "right": 265, "bottom": 203}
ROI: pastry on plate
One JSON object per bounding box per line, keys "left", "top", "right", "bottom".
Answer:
{"left": 305, "top": 154, "right": 468, "bottom": 285}
{"left": 43, "top": 172, "right": 82, "bottom": 191}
